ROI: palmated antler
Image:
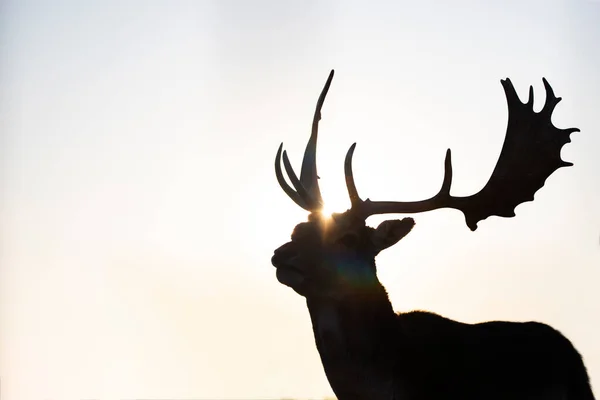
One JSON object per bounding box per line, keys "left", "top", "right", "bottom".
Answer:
{"left": 276, "top": 71, "right": 579, "bottom": 230}
{"left": 345, "top": 77, "right": 578, "bottom": 230}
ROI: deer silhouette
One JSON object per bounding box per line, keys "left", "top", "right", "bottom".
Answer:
{"left": 271, "top": 71, "right": 595, "bottom": 400}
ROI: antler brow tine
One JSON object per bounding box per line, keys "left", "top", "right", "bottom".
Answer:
{"left": 344, "top": 142, "right": 362, "bottom": 207}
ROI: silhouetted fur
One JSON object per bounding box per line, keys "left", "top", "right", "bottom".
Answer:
{"left": 272, "top": 215, "right": 595, "bottom": 400}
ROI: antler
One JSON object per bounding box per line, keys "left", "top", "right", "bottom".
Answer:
{"left": 275, "top": 70, "right": 334, "bottom": 212}
{"left": 275, "top": 72, "right": 578, "bottom": 230}
{"left": 344, "top": 77, "right": 579, "bottom": 230}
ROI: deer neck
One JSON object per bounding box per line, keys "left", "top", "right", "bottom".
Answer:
{"left": 305, "top": 264, "right": 403, "bottom": 398}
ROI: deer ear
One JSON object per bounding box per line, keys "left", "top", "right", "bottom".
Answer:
{"left": 371, "top": 218, "right": 415, "bottom": 254}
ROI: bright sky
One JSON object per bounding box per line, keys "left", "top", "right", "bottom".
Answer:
{"left": 1, "top": 1, "right": 599, "bottom": 399}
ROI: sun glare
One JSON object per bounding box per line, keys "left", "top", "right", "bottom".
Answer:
{"left": 319, "top": 187, "right": 350, "bottom": 218}
{"left": 320, "top": 205, "right": 334, "bottom": 219}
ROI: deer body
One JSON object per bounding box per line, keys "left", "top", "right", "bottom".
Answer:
{"left": 270, "top": 71, "right": 594, "bottom": 399}
{"left": 306, "top": 277, "right": 590, "bottom": 400}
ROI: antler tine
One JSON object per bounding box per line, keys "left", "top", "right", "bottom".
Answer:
{"left": 299, "top": 69, "right": 335, "bottom": 209}
{"left": 356, "top": 148, "right": 455, "bottom": 218}
{"left": 439, "top": 148, "right": 453, "bottom": 196}
{"left": 275, "top": 143, "right": 311, "bottom": 210}
{"left": 527, "top": 85, "right": 534, "bottom": 108}
{"left": 344, "top": 143, "right": 362, "bottom": 207}
{"left": 282, "top": 149, "right": 314, "bottom": 205}
{"left": 541, "top": 77, "right": 561, "bottom": 115}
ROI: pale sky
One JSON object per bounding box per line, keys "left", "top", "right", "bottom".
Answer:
{"left": 1, "top": 1, "right": 599, "bottom": 399}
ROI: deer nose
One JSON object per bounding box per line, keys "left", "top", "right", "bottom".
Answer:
{"left": 271, "top": 253, "right": 280, "bottom": 267}
{"left": 271, "top": 242, "right": 296, "bottom": 267}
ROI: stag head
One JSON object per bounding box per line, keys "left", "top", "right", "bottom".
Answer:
{"left": 272, "top": 70, "right": 578, "bottom": 298}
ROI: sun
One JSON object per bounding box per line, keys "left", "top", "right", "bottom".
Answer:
{"left": 320, "top": 205, "right": 335, "bottom": 219}
{"left": 319, "top": 186, "right": 350, "bottom": 218}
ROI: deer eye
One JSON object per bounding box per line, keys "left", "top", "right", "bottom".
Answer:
{"left": 337, "top": 233, "right": 359, "bottom": 247}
